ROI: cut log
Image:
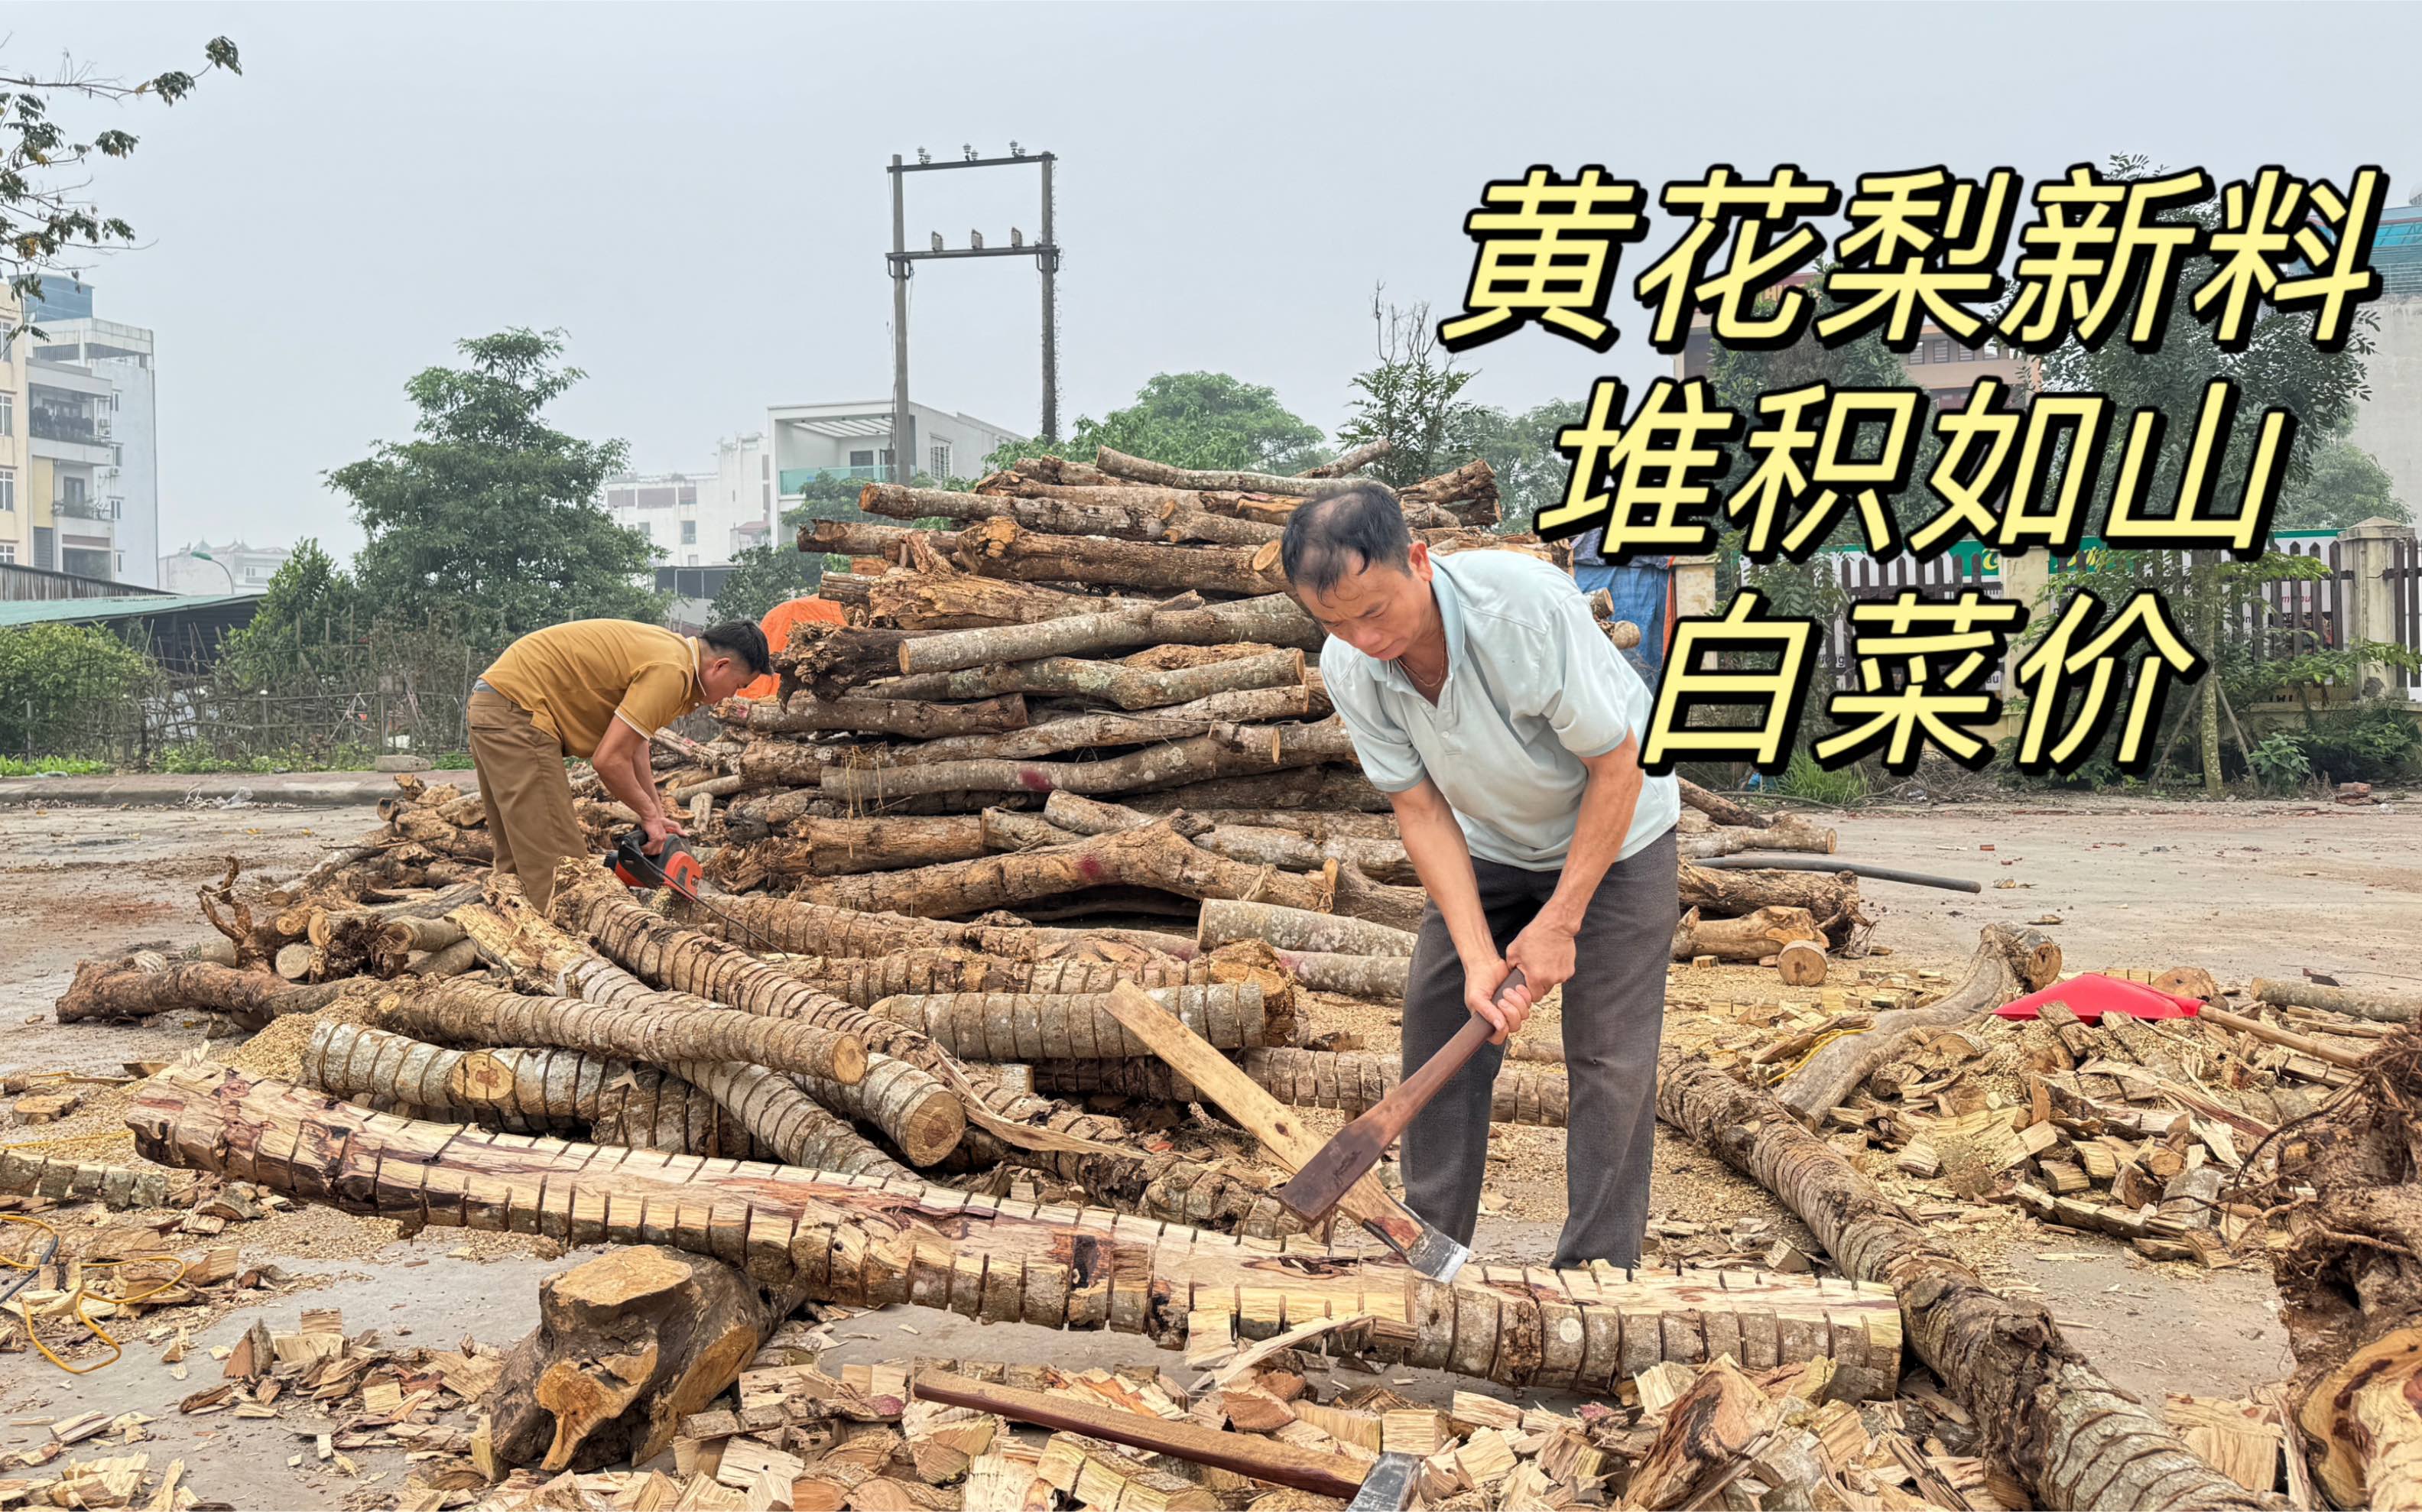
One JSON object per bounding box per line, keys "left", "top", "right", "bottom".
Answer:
{"left": 484, "top": 1245, "right": 770, "bottom": 1472}
{"left": 894, "top": 594, "right": 1320, "bottom": 679}
{"left": 866, "top": 573, "right": 1157, "bottom": 631}
{"left": 302, "top": 1020, "right": 700, "bottom": 1139}
{"left": 1677, "top": 864, "right": 1866, "bottom": 937}
{"left": 0, "top": 1147, "right": 200, "bottom": 1210}
{"left": 55, "top": 956, "right": 359, "bottom": 1028}
{"left": 797, "top": 1055, "right": 970, "bottom": 1169}
{"left": 839, "top": 687, "right": 1315, "bottom": 769}
{"left": 866, "top": 647, "right": 1306, "bottom": 712}
{"left": 456, "top": 888, "right": 963, "bottom": 1166}
{"left": 1668, "top": 906, "right": 1826, "bottom": 965}
{"left": 1772, "top": 925, "right": 2060, "bottom": 1126}
{"left": 815, "top": 731, "right": 1338, "bottom": 806}
{"left": 371, "top": 975, "right": 867, "bottom": 1086}
{"left": 1092, "top": 447, "right": 1362, "bottom": 498}
{"left": 1172, "top": 809, "right": 1399, "bottom": 841}
{"left": 1299, "top": 440, "right": 1392, "bottom": 478}
{"left": 706, "top": 818, "right": 988, "bottom": 888}
{"left": 1677, "top": 778, "right": 1771, "bottom": 829}
{"left": 128, "top": 1061, "right": 1903, "bottom": 1397}
{"left": 1625, "top": 1358, "right": 1779, "bottom": 1509}
{"left": 670, "top": 1060, "right": 913, "bottom": 1183}
{"left": 778, "top": 949, "right": 1239, "bottom": 1010}
{"left": 868, "top": 984, "right": 1286, "bottom": 1062}
{"left": 1678, "top": 819, "right": 1836, "bottom": 859}
{"left": 1131, "top": 766, "right": 1391, "bottom": 814}
{"left": 2251, "top": 977, "right": 2422, "bottom": 1024}
{"left": 1777, "top": 940, "right": 1830, "bottom": 988}
{"left": 725, "top": 693, "right": 1029, "bottom": 738}
{"left": 947, "top": 517, "right": 1291, "bottom": 596}
{"left": 1268, "top": 949, "right": 1411, "bottom": 1003}
{"left": 553, "top": 873, "right": 1303, "bottom": 1231}
{"left": 794, "top": 821, "right": 1341, "bottom": 920}
{"left": 1657, "top": 1050, "right": 2258, "bottom": 1508}
{"left": 1031, "top": 1048, "right": 1571, "bottom": 1128}
{"left": 1042, "top": 793, "right": 1414, "bottom": 885}
{"left": 1198, "top": 899, "right": 1418, "bottom": 959}
{"left": 676, "top": 895, "right": 1195, "bottom": 963}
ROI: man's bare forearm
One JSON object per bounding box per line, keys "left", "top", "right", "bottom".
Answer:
{"left": 594, "top": 741, "right": 663, "bottom": 828}
{"left": 1389, "top": 779, "right": 1497, "bottom": 970}
{"left": 1537, "top": 738, "right": 1646, "bottom": 934}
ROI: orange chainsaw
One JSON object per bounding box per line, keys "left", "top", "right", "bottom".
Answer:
{"left": 604, "top": 829, "right": 777, "bottom": 949}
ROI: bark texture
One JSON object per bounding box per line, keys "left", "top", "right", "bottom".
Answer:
{"left": 867, "top": 984, "right": 1284, "bottom": 1063}
{"left": 127, "top": 1063, "right": 1902, "bottom": 1397}
{"left": 726, "top": 693, "right": 1028, "bottom": 738}
{"left": 1657, "top": 1051, "right": 2261, "bottom": 1510}
{"left": 1197, "top": 899, "right": 1419, "bottom": 959}
{"left": 794, "top": 821, "right": 1341, "bottom": 920}
{"left": 866, "top": 647, "right": 1304, "bottom": 711}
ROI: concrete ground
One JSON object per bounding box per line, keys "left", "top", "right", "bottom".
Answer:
{"left": 0, "top": 785, "right": 2406, "bottom": 1498}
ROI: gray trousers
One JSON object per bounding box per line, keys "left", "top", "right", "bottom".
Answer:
{"left": 1398, "top": 826, "right": 1677, "bottom": 1268}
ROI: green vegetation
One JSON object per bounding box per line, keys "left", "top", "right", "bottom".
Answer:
{"left": 0, "top": 621, "right": 160, "bottom": 755}
{"left": 0, "top": 756, "right": 111, "bottom": 777}
{"left": 1774, "top": 749, "right": 1870, "bottom": 806}
{"left": 982, "top": 372, "right": 1325, "bottom": 475}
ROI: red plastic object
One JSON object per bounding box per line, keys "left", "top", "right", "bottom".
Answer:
{"left": 1993, "top": 972, "right": 2204, "bottom": 1023}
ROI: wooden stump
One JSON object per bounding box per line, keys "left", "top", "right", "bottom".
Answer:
{"left": 486, "top": 1246, "right": 770, "bottom": 1473}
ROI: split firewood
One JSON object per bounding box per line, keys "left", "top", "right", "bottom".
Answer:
{"left": 129, "top": 1063, "right": 1900, "bottom": 1395}
{"left": 866, "top": 984, "right": 1287, "bottom": 1062}
{"left": 1624, "top": 1357, "right": 1779, "bottom": 1509}
{"left": 1669, "top": 905, "right": 1826, "bottom": 965}
{"left": 484, "top": 1246, "right": 771, "bottom": 1473}
{"left": 1657, "top": 1048, "right": 2263, "bottom": 1509}
{"left": 1772, "top": 923, "right": 2061, "bottom": 1126}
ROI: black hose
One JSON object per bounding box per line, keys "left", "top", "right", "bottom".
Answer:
{"left": 1692, "top": 854, "right": 1983, "bottom": 893}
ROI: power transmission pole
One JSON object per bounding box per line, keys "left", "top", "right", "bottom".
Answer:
{"left": 885, "top": 146, "right": 1061, "bottom": 459}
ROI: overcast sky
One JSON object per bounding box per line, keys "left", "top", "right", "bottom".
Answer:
{"left": 10, "top": 2, "right": 2417, "bottom": 556}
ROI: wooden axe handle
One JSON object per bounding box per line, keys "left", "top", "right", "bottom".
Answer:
{"left": 1349, "top": 968, "right": 1527, "bottom": 1150}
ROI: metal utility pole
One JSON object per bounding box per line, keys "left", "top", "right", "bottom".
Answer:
{"left": 888, "top": 154, "right": 916, "bottom": 488}
{"left": 885, "top": 147, "right": 1061, "bottom": 459}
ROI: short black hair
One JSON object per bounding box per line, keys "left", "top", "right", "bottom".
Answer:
{"left": 700, "top": 620, "right": 773, "bottom": 676}
{"left": 1278, "top": 482, "right": 1414, "bottom": 597}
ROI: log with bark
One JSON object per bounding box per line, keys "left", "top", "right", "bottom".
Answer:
{"left": 774, "top": 949, "right": 1243, "bottom": 1009}
{"left": 2252, "top": 977, "right": 2422, "bottom": 1025}
{"left": 1771, "top": 923, "right": 2060, "bottom": 1126}
{"left": 864, "top": 646, "right": 1306, "bottom": 712}
{"left": 484, "top": 1245, "right": 771, "bottom": 1472}
{"left": 722, "top": 692, "right": 1028, "bottom": 738}
{"left": 1678, "top": 862, "right": 1867, "bottom": 939}
{"left": 865, "top": 573, "right": 1158, "bottom": 631}
{"left": 1677, "top": 777, "right": 1772, "bottom": 830}
{"left": 705, "top": 816, "right": 989, "bottom": 889}
{"left": 885, "top": 594, "right": 1320, "bottom": 680}
{"left": 866, "top": 984, "right": 1285, "bottom": 1063}
{"left": 56, "top": 955, "right": 365, "bottom": 1028}
{"left": 1130, "top": 766, "right": 1391, "bottom": 814}
{"left": 950, "top": 517, "right": 1294, "bottom": 596}
{"left": 1676, "top": 816, "right": 1837, "bottom": 859}
{"left": 792, "top": 689, "right": 1313, "bottom": 778}
{"left": 127, "top": 1061, "right": 1903, "bottom": 1397}
{"left": 675, "top": 895, "right": 1195, "bottom": 963}
{"left": 1091, "top": 447, "right": 1362, "bottom": 498}
{"left": 813, "top": 729, "right": 1339, "bottom": 806}
{"left": 1198, "top": 899, "right": 1418, "bottom": 959}
{"left": 454, "top": 888, "right": 966, "bottom": 1166}
{"left": 1656, "top": 1050, "right": 2261, "bottom": 1509}
{"left": 1041, "top": 792, "right": 1414, "bottom": 884}
{"left": 302, "top": 1020, "right": 727, "bottom": 1142}
{"left": 794, "top": 819, "right": 1343, "bottom": 920}
{"left": 554, "top": 874, "right": 1307, "bottom": 1231}
{"left": 1669, "top": 906, "right": 1826, "bottom": 965}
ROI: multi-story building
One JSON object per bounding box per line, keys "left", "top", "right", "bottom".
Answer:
{"left": 766, "top": 400, "right": 1021, "bottom": 514}
{"left": 160, "top": 538, "right": 289, "bottom": 595}
{"left": 0, "top": 303, "right": 22, "bottom": 569}
{"left": 8, "top": 278, "right": 161, "bottom": 586}
{"left": 2345, "top": 196, "right": 2422, "bottom": 516}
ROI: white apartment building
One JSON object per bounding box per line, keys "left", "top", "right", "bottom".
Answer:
{"left": 601, "top": 432, "right": 773, "bottom": 569}
{"left": 767, "top": 400, "right": 1021, "bottom": 511}
{"left": 160, "top": 538, "right": 289, "bottom": 595}
{"left": 0, "top": 280, "right": 161, "bottom": 586}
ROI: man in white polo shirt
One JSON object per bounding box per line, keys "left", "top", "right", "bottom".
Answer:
{"left": 1281, "top": 482, "right": 1678, "bottom": 1267}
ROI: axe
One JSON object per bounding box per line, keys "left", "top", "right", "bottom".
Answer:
{"left": 1274, "top": 969, "right": 1527, "bottom": 1228}
{"left": 1102, "top": 982, "right": 1471, "bottom": 1283}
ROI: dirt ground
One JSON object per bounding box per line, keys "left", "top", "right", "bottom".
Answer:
{"left": 0, "top": 789, "right": 2407, "bottom": 1502}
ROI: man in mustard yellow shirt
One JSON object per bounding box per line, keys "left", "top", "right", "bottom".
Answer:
{"left": 469, "top": 619, "right": 771, "bottom": 908}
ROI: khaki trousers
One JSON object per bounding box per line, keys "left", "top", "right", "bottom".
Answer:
{"left": 466, "top": 687, "right": 589, "bottom": 911}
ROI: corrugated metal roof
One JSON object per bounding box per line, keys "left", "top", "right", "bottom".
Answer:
{"left": 0, "top": 592, "right": 261, "bottom": 628}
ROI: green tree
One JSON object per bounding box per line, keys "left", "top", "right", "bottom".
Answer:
{"left": 2038, "top": 155, "right": 2372, "bottom": 793}
{"left": 0, "top": 621, "right": 157, "bottom": 754}
{"left": 2271, "top": 433, "right": 2407, "bottom": 530}
{"left": 212, "top": 540, "right": 359, "bottom": 692}
{"left": 2, "top": 37, "right": 239, "bottom": 331}
{"left": 1337, "top": 296, "right": 1496, "bottom": 490}
{"left": 1472, "top": 399, "right": 1585, "bottom": 532}
{"left": 335, "top": 329, "right": 666, "bottom": 644}
{"left": 982, "top": 372, "right": 1325, "bottom": 475}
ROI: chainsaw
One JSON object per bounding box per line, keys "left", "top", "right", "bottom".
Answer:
{"left": 604, "top": 829, "right": 778, "bottom": 950}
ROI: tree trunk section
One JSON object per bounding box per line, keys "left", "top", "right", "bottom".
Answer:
{"left": 1131, "top": 766, "right": 1391, "bottom": 814}
{"left": 2251, "top": 977, "right": 2422, "bottom": 1024}
{"left": 706, "top": 818, "right": 989, "bottom": 888}
{"left": 1771, "top": 924, "right": 2060, "bottom": 1126}
{"left": 833, "top": 689, "right": 1313, "bottom": 771}
{"left": 1677, "top": 863, "right": 1866, "bottom": 937}
{"left": 894, "top": 595, "right": 1319, "bottom": 679}
{"left": 670, "top": 1060, "right": 912, "bottom": 1183}
{"left": 1655, "top": 1050, "right": 2260, "bottom": 1509}
{"left": 864, "top": 647, "right": 1304, "bottom": 712}
{"left": 1198, "top": 899, "right": 1418, "bottom": 958}
{"left": 1042, "top": 793, "right": 1413, "bottom": 884}
{"left": 57, "top": 956, "right": 359, "bottom": 1028}
{"left": 131, "top": 1063, "right": 1901, "bottom": 1397}
{"left": 865, "top": 573, "right": 1157, "bottom": 631}
{"left": 1677, "top": 778, "right": 1771, "bottom": 829}
{"left": 866, "top": 984, "right": 1285, "bottom": 1062}
{"left": 795, "top": 821, "right": 1340, "bottom": 920}
{"left": 1670, "top": 906, "right": 1826, "bottom": 965}
{"left": 674, "top": 896, "right": 1195, "bottom": 963}
{"left": 1033, "top": 1049, "right": 1570, "bottom": 1128}
{"left": 950, "top": 518, "right": 1292, "bottom": 596}
{"left": 484, "top": 1245, "right": 770, "bottom": 1472}
{"left": 726, "top": 693, "right": 1028, "bottom": 738}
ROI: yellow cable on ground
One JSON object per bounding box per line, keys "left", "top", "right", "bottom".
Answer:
{"left": 0, "top": 1214, "right": 185, "bottom": 1375}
